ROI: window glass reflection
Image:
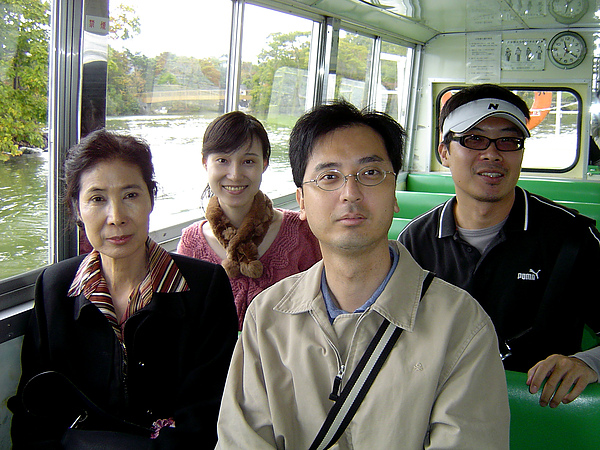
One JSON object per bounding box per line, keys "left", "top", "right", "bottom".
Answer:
{"left": 241, "top": 4, "right": 314, "bottom": 198}
{"left": 332, "top": 29, "right": 374, "bottom": 109}
{"left": 377, "top": 40, "right": 413, "bottom": 127}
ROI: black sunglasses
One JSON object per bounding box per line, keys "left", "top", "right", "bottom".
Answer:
{"left": 451, "top": 135, "right": 525, "bottom": 152}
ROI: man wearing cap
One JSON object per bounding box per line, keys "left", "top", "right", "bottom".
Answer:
{"left": 398, "top": 84, "right": 600, "bottom": 408}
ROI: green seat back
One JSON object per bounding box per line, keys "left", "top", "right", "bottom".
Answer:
{"left": 406, "top": 172, "right": 455, "bottom": 193}
{"left": 517, "top": 178, "right": 600, "bottom": 204}
{"left": 396, "top": 185, "right": 599, "bottom": 225}
{"left": 388, "top": 218, "right": 411, "bottom": 239}
{"left": 394, "top": 191, "right": 452, "bottom": 219}
{"left": 582, "top": 324, "right": 600, "bottom": 351}
{"left": 405, "top": 172, "right": 600, "bottom": 204}
{"left": 555, "top": 200, "right": 600, "bottom": 225}
{"left": 506, "top": 370, "right": 600, "bottom": 449}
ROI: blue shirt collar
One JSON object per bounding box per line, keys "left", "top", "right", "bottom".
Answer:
{"left": 322, "top": 245, "right": 399, "bottom": 323}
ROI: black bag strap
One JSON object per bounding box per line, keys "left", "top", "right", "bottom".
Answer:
{"left": 309, "top": 271, "right": 435, "bottom": 450}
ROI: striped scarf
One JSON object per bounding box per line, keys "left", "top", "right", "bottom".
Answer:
{"left": 68, "top": 238, "right": 189, "bottom": 341}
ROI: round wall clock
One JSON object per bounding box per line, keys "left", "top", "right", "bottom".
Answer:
{"left": 547, "top": 31, "right": 587, "bottom": 69}
{"left": 549, "top": 0, "right": 589, "bottom": 24}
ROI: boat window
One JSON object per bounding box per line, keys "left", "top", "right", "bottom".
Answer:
{"left": 240, "top": 4, "right": 316, "bottom": 199}
{"left": 376, "top": 40, "right": 413, "bottom": 128}
{"left": 329, "top": 29, "right": 375, "bottom": 109}
{"left": 106, "top": 0, "right": 233, "bottom": 232}
{"left": 105, "top": 1, "right": 317, "bottom": 230}
{"left": 0, "top": 0, "right": 51, "bottom": 281}
{"left": 437, "top": 88, "right": 582, "bottom": 173}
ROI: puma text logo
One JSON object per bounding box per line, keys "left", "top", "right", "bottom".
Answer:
{"left": 517, "top": 269, "right": 541, "bottom": 281}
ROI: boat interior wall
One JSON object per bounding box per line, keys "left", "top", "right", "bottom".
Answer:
{"left": 422, "top": 33, "right": 593, "bottom": 84}
{"left": 281, "top": 0, "right": 600, "bottom": 179}
{"left": 287, "top": 0, "right": 600, "bottom": 41}
{"left": 281, "top": 0, "right": 436, "bottom": 43}
{"left": 389, "top": 0, "right": 600, "bottom": 35}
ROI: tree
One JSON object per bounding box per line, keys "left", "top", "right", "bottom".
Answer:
{"left": 200, "top": 58, "right": 222, "bottom": 87}
{"left": 380, "top": 41, "right": 408, "bottom": 91}
{"left": 334, "top": 33, "right": 371, "bottom": 104}
{"left": 247, "top": 31, "right": 375, "bottom": 118}
{"left": 106, "top": 2, "right": 144, "bottom": 116}
{"left": 107, "top": 47, "right": 146, "bottom": 116}
{"left": 337, "top": 34, "right": 370, "bottom": 82}
{"left": 109, "top": 3, "right": 140, "bottom": 41}
{"left": 0, "top": 0, "right": 49, "bottom": 160}
{"left": 250, "top": 31, "right": 310, "bottom": 115}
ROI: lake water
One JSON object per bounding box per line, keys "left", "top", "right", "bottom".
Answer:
{"left": 0, "top": 151, "right": 49, "bottom": 279}
{"left": 0, "top": 114, "right": 297, "bottom": 280}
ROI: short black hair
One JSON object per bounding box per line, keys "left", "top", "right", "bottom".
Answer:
{"left": 289, "top": 100, "right": 405, "bottom": 187}
{"left": 440, "top": 84, "right": 530, "bottom": 145}
{"left": 64, "top": 129, "right": 157, "bottom": 225}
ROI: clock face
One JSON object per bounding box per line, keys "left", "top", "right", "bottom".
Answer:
{"left": 548, "top": 31, "right": 587, "bottom": 69}
{"left": 549, "top": 0, "right": 589, "bottom": 24}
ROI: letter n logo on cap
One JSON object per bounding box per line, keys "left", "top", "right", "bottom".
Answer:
{"left": 488, "top": 103, "right": 499, "bottom": 110}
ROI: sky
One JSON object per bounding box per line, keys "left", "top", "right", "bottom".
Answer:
{"left": 110, "top": 0, "right": 313, "bottom": 62}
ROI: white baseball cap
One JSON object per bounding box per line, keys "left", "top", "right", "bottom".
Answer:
{"left": 441, "top": 98, "right": 530, "bottom": 139}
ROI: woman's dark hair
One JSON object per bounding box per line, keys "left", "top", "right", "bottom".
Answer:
{"left": 64, "top": 129, "right": 157, "bottom": 225}
{"left": 202, "top": 111, "right": 271, "bottom": 162}
{"left": 440, "top": 84, "right": 531, "bottom": 145}
{"left": 289, "top": 99, "right": 405, "bottom": 187}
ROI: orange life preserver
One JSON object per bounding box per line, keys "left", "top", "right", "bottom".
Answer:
{"left": 440, "top": 91, "right": 453, "bottom": 111}
{"left": 439, "top": 90, "right": 551, "bottom": 130}
{"left": 528, "top": 91, "right": 552, "bottom": 130}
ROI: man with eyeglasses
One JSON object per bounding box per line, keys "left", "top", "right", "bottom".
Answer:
{"left": 216, "top": 100, "right": 509, "bottom": 449}
{"left": 398, "top": 83, "right": 600, "bottom": 408}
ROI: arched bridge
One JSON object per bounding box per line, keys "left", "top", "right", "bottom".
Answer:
{"left": 139, "top": 89, "right": 226, "bottom": 105}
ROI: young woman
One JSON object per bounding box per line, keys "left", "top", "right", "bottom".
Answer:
{"left": 177, "top": 112, "right": 321, "bottom": 330}
{"left": 10, "top": 130, "right": 238, "bottom": 448}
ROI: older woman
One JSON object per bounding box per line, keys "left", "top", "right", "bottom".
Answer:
{"left": 10, "top": 130, "right": 238, "bottom": 448}
{"left": 177, "top": 111, "right": 321, "bottom": 330}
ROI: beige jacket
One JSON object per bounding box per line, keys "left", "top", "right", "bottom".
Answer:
{"left": 216, "top": 241, "right": 509, "bottom": 449}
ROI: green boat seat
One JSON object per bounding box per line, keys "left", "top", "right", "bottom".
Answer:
{"left": 506, "top": 370, "right": 600, "bottom": 449}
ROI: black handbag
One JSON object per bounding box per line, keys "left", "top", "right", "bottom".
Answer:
{"left": 22, "top": 371, "right": 151, "bottom": 449}
{"left": 61, "top": 429, "right": 150, "bottom": 449}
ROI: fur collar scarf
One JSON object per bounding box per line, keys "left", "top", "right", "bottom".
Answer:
{"left": 205, "top": 191, "right": 274, "bottom": 279}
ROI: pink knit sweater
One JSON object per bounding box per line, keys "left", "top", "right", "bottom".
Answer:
{"left": 177, "top": 209, "right": 322, "bottom": 330}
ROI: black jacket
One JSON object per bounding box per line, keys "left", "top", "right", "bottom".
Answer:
{"left": 399, "top": 187, "right": 600, "bottom": 372}
{"left": 9, "top": 253, "right": 238, "bottom": 449}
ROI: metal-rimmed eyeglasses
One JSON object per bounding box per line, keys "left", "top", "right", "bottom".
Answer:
{"left": 451, "top": 135, "right": 525, "bottom": 152}
{"left": 302, "top": 167, "right": 396, "bottom": 191}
